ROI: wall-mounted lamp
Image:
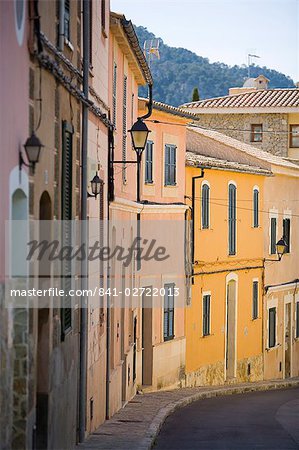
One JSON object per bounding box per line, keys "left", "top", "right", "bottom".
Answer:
{"left": 128, "top": 118, "right": 150, "bottom": 157}
{"left": 87, "top": 172, "right": 102, "bottom": 199}
{"left": 265, "top": 237, "right": 287, "bottom": 262}
{"left": 19, "top": 133, "right": 44, "bottom": 174}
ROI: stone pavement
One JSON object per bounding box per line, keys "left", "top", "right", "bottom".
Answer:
{"left": 76, "top": 378, "right": 299, "bottom": 450}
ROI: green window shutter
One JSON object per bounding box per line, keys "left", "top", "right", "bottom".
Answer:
{"left": 269, "top": 307, "right": 276, "bottom": 348}
{"left": 61, "top": 121, "right": 73, "bottom": 338}
{"left": 145, "top": 141, "right": 153, "bottom": 183}
{"left": 270, "top": 217, "right": 277, "bottom": 254}
{"left": 228, "top": 184, "right": 236, "bottom": 255}
{"left": 112, "top": 63, "right": 117, "bottom": 128}
{"left": 122, "top": 75, "right": 127, "bottom": 183}
{"left": 202, "top": 184, "right": 210, "bottom": 229}
{"left": 296, "top": 302, "right": 299, "bottom": 339}
{"left": 253, "top": 189, "right": 259, "bottom": 228}
{"left": 283, "top": 218, "right": 290, "bottom": 253}
{"left": 252, "top": 281, "right": 258, "bottom": 319}
{"left": 203, "top": 294, "right": 210, "bottom": 336}
{"left": 165, "top": 145, "right": 170, "bottom": 185}
{"left": 164, "top": 283, "right": 175, "bottom": 341}
{"left": 171, "top": 146, "right": 176, "bottom": 185}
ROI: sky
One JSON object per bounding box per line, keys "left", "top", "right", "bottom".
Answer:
{"left": 111, "top": 0, "right": 299, "bottom": 82}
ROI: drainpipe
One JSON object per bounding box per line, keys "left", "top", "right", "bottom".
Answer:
{"left": 79, "top": 0, "right": 90, "bottom": 443}
{"left": 191, "top": 169, "right": 205, "bottom": 281}
{"left": 138, "top": 84, "right": 153, "bottom": 120}
{"left": 58, "top": 0, "right": 65, "bottom": 51}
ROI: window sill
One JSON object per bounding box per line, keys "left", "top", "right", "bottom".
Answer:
{"left": 266, "top": 344, "right": 280, "bottom": 352}
{"left": 201, "top": 333, "right": 214, "bottom": 338}
{"left": 164, "top": 184, "right": 177, "bottom": 188}
{"left": 164, "top": 336, "right": 174, "bottom": 342}
{"left": 145, "top": 181, "right": 154, "bottom": 185}
{"left": 101, "top": 26, "right": 108, "bottom": 39}
{"left": 64, "top": 38, "right": 74, "bottom": 52}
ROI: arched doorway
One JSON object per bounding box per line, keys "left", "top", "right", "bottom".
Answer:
{"left": 36, "top": 191, "right": 52, "bottom": 449}
{"left": 225, "top": 275, "right": 237, "bottom": 380}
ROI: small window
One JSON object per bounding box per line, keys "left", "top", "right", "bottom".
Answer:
{"left": 296, "top": 302, "right": 299, "bottom": 339}
{"left": 202, "top": 294, "right": 211, "bottom": 336}
{"left": 228, "top": 184, "right": 236, "bottom": 255}
{"left": 164, "top": 145, "right": 176, "bottom": 186}
{"left": 290, "top": 125, "right": 299, "bottom": 148}
{"left": 270, "top": 217, "right": 277, "bottom": 255}
{"left": 283, "top": 218, "right": 290, "bottom": 253}
{"left": 145, "top": 141, "right": 153, "bottom": 184}
{"left": 64, "top": 0, "right": 70, "bottom": 42}
{"left": 164, "top": 283, "right": 175, "bottom": 341}
{"left": 268, "top": 307, "right": 276, "bottom": 348}
{"left": 252, "top": 281, "right": 258, "bottom": 319}
{"left": 253, "top": 189, "right": 259, "bottom": 228}
{"left": 202, "top": 184, "right": 210, "bottom": 229}
{"left": 251, "top": 124, "right": 263, "bottom": 143}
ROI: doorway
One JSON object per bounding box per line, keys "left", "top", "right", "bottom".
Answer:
{"left": 226, "top": 278, "right": 237, "bottom": 379}
{"left": 142, "top": 288, "right": 153, "bottom": 386}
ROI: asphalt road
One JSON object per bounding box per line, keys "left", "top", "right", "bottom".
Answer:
{"left": 154, "top": 387, "right": 299, "bottom": 450}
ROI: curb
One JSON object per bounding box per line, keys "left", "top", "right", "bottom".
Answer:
{"left": 139, "top": 379, "right": 299, "bottom": 450}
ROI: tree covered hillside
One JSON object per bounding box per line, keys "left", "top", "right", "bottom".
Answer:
{"left": 135, "top": 26, "right": 295, "bottom": 107}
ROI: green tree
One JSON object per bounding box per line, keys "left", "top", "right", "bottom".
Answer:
{"left": 192, "top": 87, "right": 200, "bottom": 101}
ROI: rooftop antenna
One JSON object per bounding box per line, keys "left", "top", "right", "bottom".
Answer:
{"left": 247, "top": 53, "right": 260, "bottom": 79}
{"left": 143, "top": 38, "right": 160, "bottom": 69}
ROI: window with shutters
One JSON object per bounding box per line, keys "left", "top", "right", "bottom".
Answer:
{"left": 253, "top": 188, "right": 259, "bottom": 228}
{"left": 201, "top": 183, "right": 210, "bottom": 229}
{"left": 101, "top": 0, "right": 106, "bottom": 30}
{"left": 283, "top": 218, "right": 290, "bottom": 253}
{"left": 270, "top": 217, "right": 277, "bottom": 254}
{"left": 145, "top": 141, "right": 153, "bottom": 184}
{"left": 122, "top": 75, "right": 127, "bottom": 183}
{"left": 61, "top": 121, "right": 73, "bottom": 337}
{"left": 164, "top": 144, "right": 176, "bottom": 186}
{"left": 252, "top": 281, "right": 258, "bottom": 319}
{"left": 112, "top": 63, "right": 117, "bottom": 128}
{"left": 296, "top": 302, "right": 299, "bottom": 339}
{"left": 268, "top": 307, "right": 276, "bottom": 348}
{"left": 228, "top": 183, "right": 236, "bottom": 255}
{"left": 202, "top": 294, "right": 211, "bottom": 336}
{"left": 64, "top": 0, "right": 70, "bottom": 42}
{"left": 164, "top": 283, "right": 175, "bottom": 341}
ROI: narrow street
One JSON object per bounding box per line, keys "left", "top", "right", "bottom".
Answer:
{"left": 154, "top": 387, "right": 299, "bottom": 450}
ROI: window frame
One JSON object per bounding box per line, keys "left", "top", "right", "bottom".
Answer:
{"left": 164, "top": 144, "right": 177, "bottom": 186}
{"left": 250, "top": 124, "right": 263, "bottom": 143}
{"left": 163, "top": 283, "right": 175, "bottom": 341}
{"left": 202, "top": 293, "right": 211, "bottom": 336}
{"left": 201, "top": 181, "right": 210, "bottom": 229}
{"left": 145, "top": 140, "right": 154, "bottom": 184}
{"left": 228, "top": 182, "right": 237, "bottom": 256}
{"left": 268, "top": 307, "right": 276, "bottom": 348}
{"left": 289, "top": 124, "right": 299, "bottom": 148}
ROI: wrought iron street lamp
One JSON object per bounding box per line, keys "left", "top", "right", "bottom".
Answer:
{"left": 19, "top": 132, "right": 44, "bottom": 173}
{"left": 128, "top": 118, "right": 150, "bottom": 156}
{"left": 276, "top": 237, "right": 287, "bottom": 261}
{"left": 87, "top": 172, "right": 102, "bottom": 199}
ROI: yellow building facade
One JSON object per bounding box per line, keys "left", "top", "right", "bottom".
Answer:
{"left": 185, "top": 127, "right": 272, "bottom": 386}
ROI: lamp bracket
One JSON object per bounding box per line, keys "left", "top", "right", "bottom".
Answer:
{"left": 19, "top": 151, "right": 35, "bottom": 173}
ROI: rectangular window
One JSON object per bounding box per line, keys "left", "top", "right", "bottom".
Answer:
{"left": 164, "top": 283, "right": 175, "bottom": 341}
{"left": 112, "top": 63, "right": 117, "bottom": 128}
{"left": 164, "top": 145, "right": 176, "bottom": 186}
{"left": 283, "top": 218, "right": 290, "bottom": 253}
{"left": 145, "top": 141, "right": 153, "bottom": 184}
{"left": 122, "top": 75, "right": 127, "bottom": 183}
{"left": 61, "top": 121, "right": 73, "bottom": 337}
{"left": 296, "top": 302, "right": 299, "bottom": 339}
{"left": 290, "top": 125, "right": 299, "bottom": 148}
{"left": 270, "top": 217, "right": 277, "bottom": 254}
{"left": 251, "top": 124, "right": 263, "bottom": 142}
{"left": 253, "top": 189, "right": 259, "bottom": 228}
{"left": 101, "top": 0, "right": 106, "bottom": 30}
{"left": 203, "top": 294, "right": 211, "bottom": 336}
{"left": 202, "top": 184, "right": 210, "bottom": 229}
{"left": 252, "top": 281, "right": 258, "bottom": 319}
{"left": 268, "top": 307, "right": 276, "bottom": 348}
{"left": 64, "top": 0, "right": 70, "bottom": 41}
{"left": 228, "top": 184, "right": 236, "bottom": 255}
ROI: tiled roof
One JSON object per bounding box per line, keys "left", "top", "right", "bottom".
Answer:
{"left": 187, "top": 126, "right": 299, "bottom": 171}
{"left": 182, "top": 89, "right": 299, "bottom": 109}
{"left": 186, "top": 152, "right": 272, "bottom": 176}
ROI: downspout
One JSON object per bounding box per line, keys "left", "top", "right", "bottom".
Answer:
{"left": 79, "top": 0, "right": 90, "bottom": 443}
{"left": 58, "top": 0, "right": 65, "bottom": 51}
{"left": 191, "top": 169, "right": 204, "bottom": 283}
{"left": 138, "top": 84, "right": 153, "bottom": 120}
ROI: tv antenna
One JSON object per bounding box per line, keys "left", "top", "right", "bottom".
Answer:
{"left": 247, "top": 53, "right": 260, "bottom": 78}
{"left": 143, "top": 38, "right": 160, "bottom": 68}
